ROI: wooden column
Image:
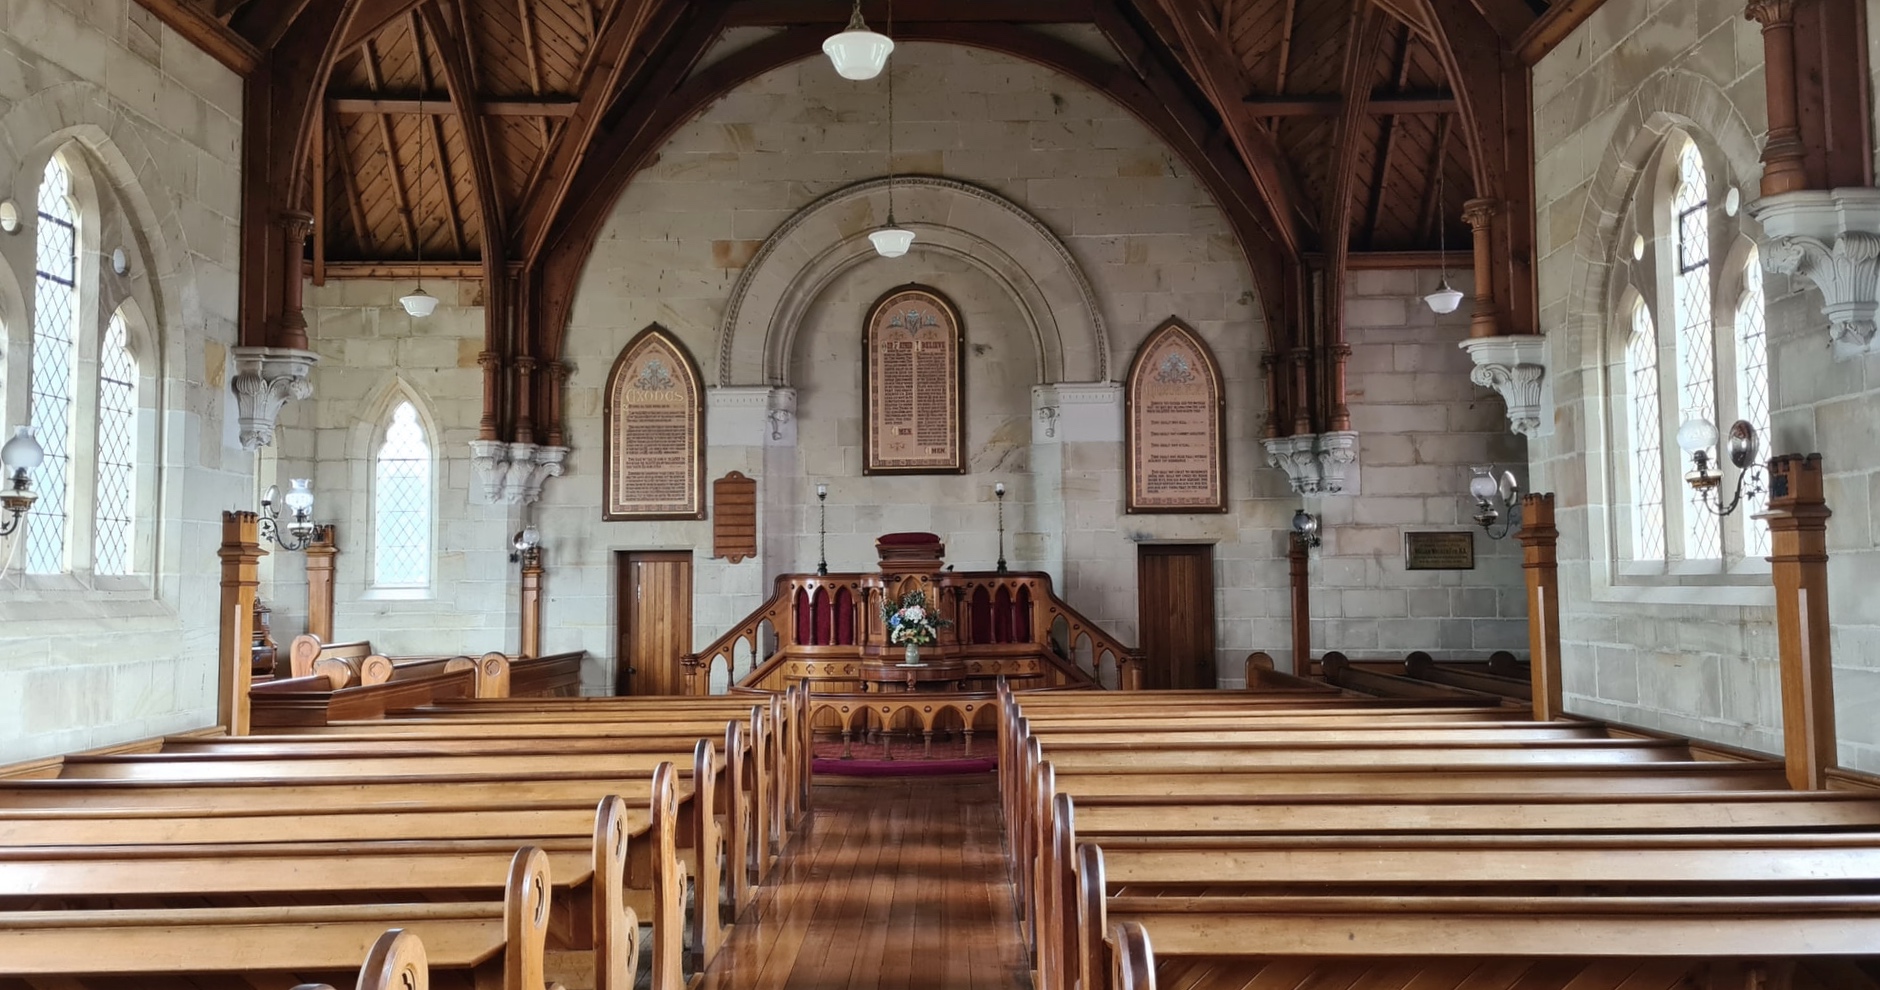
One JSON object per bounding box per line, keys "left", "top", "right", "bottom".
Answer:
{"left": 1515, "top": 493, "right": 1563, "bottom": 721}
{"left": 1746, "top": 0, "right": 1810, "bottom": 196}
{"left": 520, "top": 547, "right": 544, "bottom": 659}
{"left": 1462, "top": 198, "right": 1501, "bottom": 339}
{"left": 304, "top": 524, "right": 337, "bottom": 643}
{"left": 218, "top": 511, "right": 266, "bottom": 736}
{"left": 1289, "top": 536, "right": 1311, "bottom": 676}
{"left": 1759, "top": 453, "right": 1837, "bottom": 790}
{"left": 272, "top": 211, "right": 314, "bottom": 351}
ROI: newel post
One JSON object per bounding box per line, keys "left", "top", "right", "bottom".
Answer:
{"left": 519, "top": 547, "right": 545, "bottom": 659}
{"left": 1288, "top": 536, "right": 1310, "bottom": 675}
{"left": 1515, "top": 493, "right": 1563, "bottom": 721}
{"left": 218, "top": 511, "right": 266, "bottom": 736}
{"left": 304, "top": 524, "right": 337, "bottom": 642}
{"left": 1759, "top": 454, "right": 1837, "bottom": 790}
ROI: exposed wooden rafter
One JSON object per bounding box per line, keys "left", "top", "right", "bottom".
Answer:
{"left": 130, "top": 0, "right": 261, "bottom": 73}
{"left": 330, "top": 97, "right": 580, "bottom": 116}
{"left": 724, "top": 0, "right": 1095, "bottom": 23}
{"left": 1244, "top": 93, "right": 1456, "bottom": 116}
{"left": 1516, "top": 0, "right": 1605, "bottom": 65}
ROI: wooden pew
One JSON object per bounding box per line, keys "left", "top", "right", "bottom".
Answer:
{"left": 0, "top": 846, "right": 557, "bottom": 990}
{"left": 0, "top": 740, "right": 731, "bottom": 966}
{"left": 1403, "top": 649, "right": 1534, "bottom": 699}
{"left": 1319, "top": 651, "right": 1512, "bottom": 702}
{"left": 0, "top": 787, "right": 669, "bottom": 990}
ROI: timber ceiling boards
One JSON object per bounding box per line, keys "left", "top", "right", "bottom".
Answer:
{"left": 146, "top": 0, "right": 1553, "bottom": 275}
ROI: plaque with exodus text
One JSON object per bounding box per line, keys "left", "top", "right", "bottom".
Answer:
{"left": 1404, "top": 531, "right": 1476, "bottom": 570}
{"left": 864, "top": 285, "right": 965, "bottom": 475}
{"left": 603, "top": 325, "right": 706, "bottom": 520}
{"left": 1125, "top": 318, "right": 1227, "bottom": 513}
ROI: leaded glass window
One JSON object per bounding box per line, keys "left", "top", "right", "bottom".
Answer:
{"left": 94, "top": 310, "right": 136, "bottom": 576}
{"left": 26, "top": 156, "right": 78, "bottom": 574}
{"left": 1628, "top": 301, "right": 1666, "bottom": 561}
{"left": 1670, "top": 142, "right": 1721, "bottom": 561}
{"left": 374, "top": 401, "right": 431, "bottom": 587}
{"left": 1737, "top": 252, "right": 1771, "bottom": 558}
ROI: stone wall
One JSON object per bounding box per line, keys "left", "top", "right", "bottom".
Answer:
{"left": 0, "top": 0, "right": 245, "bottom": 761}
{"left": 272, "top": 40, "right": 1527, "bottom": 693}
{"left": 1530, "top": 0, "right": 1880, "bottom": 771}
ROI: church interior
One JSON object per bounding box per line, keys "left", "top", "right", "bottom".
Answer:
{"left": 6, "top": 0, "right": 1880, "bottom": 986}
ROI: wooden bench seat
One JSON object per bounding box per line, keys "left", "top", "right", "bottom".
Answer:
{"left": 1404, "top": 650, "right": 1533, "bottom": 698}
{"left": 0, "top": 847, "right": 556, "bottom": 990}
{"left": 0, "top": 790, "right": 666, "bottom": 990}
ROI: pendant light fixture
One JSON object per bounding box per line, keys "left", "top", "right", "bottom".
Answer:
{"left": 823, "top": 0, "right": 893, "bottom": 81}
{"left": 1423, "top": 137, "right": 1464, "bottom": 315}
{"left": 400, "top": 87, "right": 439, "bottom": 319}
{"left": 869, "top": 23, "right": 915, "bottom": 260}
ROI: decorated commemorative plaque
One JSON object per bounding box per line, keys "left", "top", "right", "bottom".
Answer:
{"left": 1125, "top": 318, "right": 1227, "bottom": 513}
{"left": 603, "top": 325, "right": 705, "bottom": 520}
{"left": 864, "top": 285, "right": 965, "bottom": 475}
{"left": 1404, "top": 531, "right": 1476, "bottom": 570}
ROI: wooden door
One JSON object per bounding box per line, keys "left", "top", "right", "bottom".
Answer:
{"left": 1137, "top": 544, "right": 1217, "bottom": 690}
{"left": 617, "top": 551, "right": 693, "bottom": 696}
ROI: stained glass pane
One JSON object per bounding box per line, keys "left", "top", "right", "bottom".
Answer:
{"left": 1628, "top": 302, "right": 1666, "bottom": 561}
{"left": 94, "top": 311, "right": 137, "bottom": 576}
{"left": 26, "top": 156, "right": 78, "bottom": 575}
{"left": 1738, "top": 253, "right": 1771, "bottom": 558}
{"left": 374, "top": 401, "right": 431, "bottom": 587}
{"left": 1671, "top": 142, "right": 1721, "bottom": 561}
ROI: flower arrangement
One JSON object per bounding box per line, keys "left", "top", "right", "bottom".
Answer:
{"left": 881, "top": 590, "right": 950, "bottom": 648}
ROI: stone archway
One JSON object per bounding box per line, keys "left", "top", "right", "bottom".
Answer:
{"left": 716, "top": 175, "right": 1109, "bottom": 388}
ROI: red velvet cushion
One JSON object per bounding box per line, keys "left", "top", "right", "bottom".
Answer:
{"left": 876, "top": 532, "right": 942, "bottom": 547}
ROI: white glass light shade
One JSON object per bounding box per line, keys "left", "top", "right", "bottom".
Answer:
{"left": 515, "top": 526, "right": 541, "bottom": 551}
{"left": 1425, "top": 279, "right": 1465, "bottom": 314}
{"left": 283, "top": 478, "right": 314, "bottom": 514}
{"left": 1676, "top": 417, "right": 1719, "bottom": 453}
{"left": 994, "top": 482, "right": 1006, "bottom": 497}
{"left": 817, "top": 483, "right": 828, "bottom": 498}
{"left": 1468, "top": 467, "right": 1499, "bottom": 502}
{"left": 869, "top": 225, "right": 915, "bottom": 258}
{"left": 823, "top": 24, "right": 893, "bottom": 80}
{"left": 1, "top": 426, "right": 43, "bottom": 470}
{"left": 400, "top": 287, "right": 440, "bottom": 318}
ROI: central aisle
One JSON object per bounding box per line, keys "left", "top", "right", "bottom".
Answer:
{"left": 696, "top": 775, "right": 1032, "bottom": 990}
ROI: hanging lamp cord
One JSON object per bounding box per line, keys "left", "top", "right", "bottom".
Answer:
{"left": 885, "top": 1, "right": 895, "bottom": 224}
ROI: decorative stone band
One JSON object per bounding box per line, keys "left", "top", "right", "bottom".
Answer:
{"left": 1749, "top": 188, "right": 1880, "bottom": 358}
{"left": 1031, "top": 382, "right": 1122, "bottom": 444}
{"left": 1261, "top": 431, "right": 1360, "bottom": 495}
{"left": 231, "top": 346, "right": 320, "bottom": 450}
{"left": 704, "top": 386, "right": 796, "bottom": 447}
{"left": 469, "top": 440, "right": 569, "bottom": 505}
{"left": 1459, "top": 335, "right": 1549, "bottom": 437}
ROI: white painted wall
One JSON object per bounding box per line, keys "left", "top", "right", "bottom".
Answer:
{"left": 0, "top": 0, "right": 245, "bottom": 761}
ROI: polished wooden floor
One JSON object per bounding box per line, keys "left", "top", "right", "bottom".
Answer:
{"left": 698, "top": 776, "right": 1031, "bottom": 990}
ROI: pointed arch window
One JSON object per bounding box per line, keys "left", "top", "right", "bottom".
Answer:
{"left": 1670, "top": 143, "right": 1721, "bottom": 560}
{"left": 1736, "top": 249, "right": 1771, "bottom": 557}
{"left": 26, "top": 155, "right": 79, "bottom": 574}
{"left": 1627, "top": 301, "right": 1666, "bottom": 561}
{"left": 374, "top": 401, "right": 433, "bottom": 588}
{"left": 93, "top": 309, "right": 136, "bottom": 575}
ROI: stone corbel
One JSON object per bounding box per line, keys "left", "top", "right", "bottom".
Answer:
{"left": 1262, "top": 432, "right": 1360, "bottom": 495}
{"left": 231, "top": 346, "right": 319, "bottom": 450}
{"left": 1460, "top": 335, "right": 1549, "bottom": 437}
{"left": 766, "top": 389, "right": 796, "bottom": 444}
{"left": 1750, "top": 188, "right": 1880, "bottom": 358}
{"left": 470, "top": 440, "right": 568, "bottom": 505}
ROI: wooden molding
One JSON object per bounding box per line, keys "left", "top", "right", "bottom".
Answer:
{"left": 1515, "top": 0, "right": 1607, "bottom": 66}
{"left": 131, "top": 0, "right": 262, "bottom": 75}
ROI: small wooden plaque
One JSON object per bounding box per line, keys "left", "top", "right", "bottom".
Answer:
{"left": 1404, "top": 531, "right": 1476, "bottom": 570}
{"left": 712, "top": 471, "right": 758, "bottom": 563}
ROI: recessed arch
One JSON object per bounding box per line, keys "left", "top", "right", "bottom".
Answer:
{"left": 718, "top": 176, "right": 1107, "bottom": 388}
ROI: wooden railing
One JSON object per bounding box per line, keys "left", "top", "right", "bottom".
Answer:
{"left": 683, "top": 570, "right": 1137, "bottom": 696}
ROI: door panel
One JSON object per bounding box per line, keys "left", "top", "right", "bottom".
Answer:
{"left": 1137, "top": 545, "right": 1217, "bottom": 690}
{"left": 617, "top": 551, "right": 693, "bottom": 696}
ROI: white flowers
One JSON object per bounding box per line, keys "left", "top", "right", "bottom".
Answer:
{"left": 903, "top": 605, "right": 925, "bottom": 622}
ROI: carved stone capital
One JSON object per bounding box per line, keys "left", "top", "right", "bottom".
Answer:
{"left": 1262, "top": 431, "right": 1361, "bottom": 496}
{"left": 1744, "top": 0, "right": 1794, "bottom": 27}
{"left": 469, "top": 440, "right": 568, "bottom": 505}
{"left": 1750, "top": 188, "right": 1880, "bottom": 357}
{"left": 231, "top": 346, "right": 319, "bottom": 450}
{"left": 1461, "top": 197, "right": 1499, "bottom": 230}
{"left": 275, "top": 209, "right": 315, "bottom": 242}
{"left": 1460, "top": 335, "right": 1549, "bottom": 437}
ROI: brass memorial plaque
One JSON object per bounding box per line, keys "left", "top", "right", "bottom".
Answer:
{"left": 1126, "top": 318, "right": 1227, "bottom": 513}
{"left": 603, "top": 325, "right": 706, "bottom": 520}
{"left": 1404, "top": 531, "right": 1476, "bottom": 570}
{"left": 864, "top": 285, "right": 965, "bottom": 475}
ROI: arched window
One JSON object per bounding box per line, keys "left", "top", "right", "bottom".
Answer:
{"left": 93, "top": 309, "right": 136, "bottom": 576}
{"left": 26, "top": 155, "right": 79, "bottom": 574}
{"left": 374, "top": 400, "right": 432, "bottom": 588}
{"left": 1735, "top": 249, "right": 1771, "bottom": 556}
{"left": 1669, "top": 143, "right": 1720, "bottom": 560}
{"left": 1627, "top": 300, "right": 1666, "bottom": 561}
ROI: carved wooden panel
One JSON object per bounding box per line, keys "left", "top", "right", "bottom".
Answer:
{"left": 864, "top": 285, "right": 965, "bottom": 475}
{"left": 1126, "top": 318, "right": 1227, "bottom": 513}
{"left": 713, "top": 471, "right": 758, "bottom": 564}
{"left": 603, "top": 325, "right": 705, "bottom": 520}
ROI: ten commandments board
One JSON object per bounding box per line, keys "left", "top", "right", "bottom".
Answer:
{"left": 603, "top": 325, "right": 706, "bottom": 520}
{"left": 1125, "top": 318, "right": 1227, "bottom": 513}
{"left": 864, "top": 286, "right": 965, "bottom": 475}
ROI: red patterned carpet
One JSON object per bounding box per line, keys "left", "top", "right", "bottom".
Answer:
{"left": 811, "top": 733, "right": 997, "bottom": 777}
